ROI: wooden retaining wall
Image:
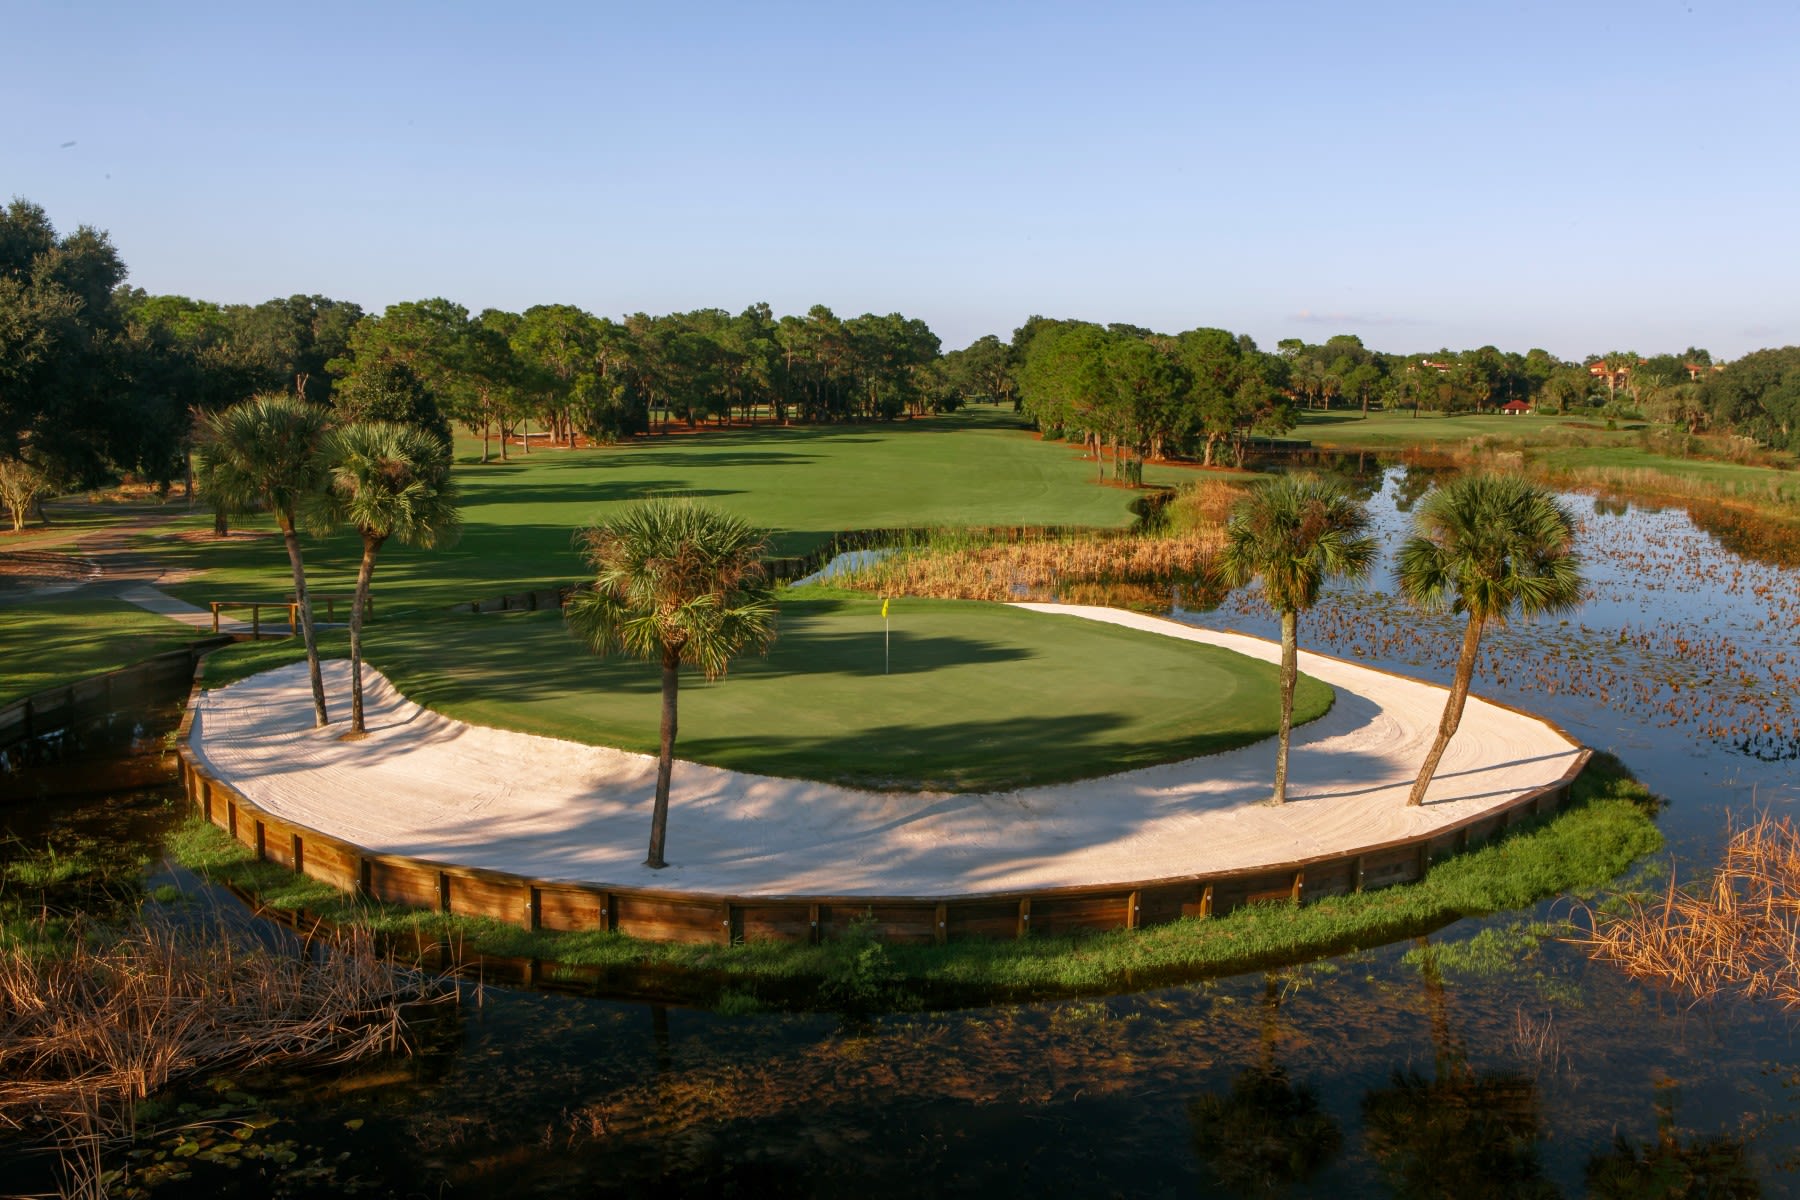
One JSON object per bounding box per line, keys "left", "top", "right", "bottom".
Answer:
{"left": 175, "top": 671, "right": 1592, "bottom": 946}
{"left": 0, "top": 637, "right": 234, "bottom": 751}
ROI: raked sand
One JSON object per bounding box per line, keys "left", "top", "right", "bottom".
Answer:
{"left": 187, "top": 604, "right": 1582, "bottom": 898}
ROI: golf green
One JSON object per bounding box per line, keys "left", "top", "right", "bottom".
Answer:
{"left": 298, "top": 596, "right": 1333, "bottom": 793}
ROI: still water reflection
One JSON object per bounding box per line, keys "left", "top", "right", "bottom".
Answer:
{"left": 3, "top": 465, "right": 1797, "bottom": 1197}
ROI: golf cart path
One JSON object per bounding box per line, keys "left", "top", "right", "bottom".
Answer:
{"left": 186, "top": 604, "right": 1581, "bottom": 898}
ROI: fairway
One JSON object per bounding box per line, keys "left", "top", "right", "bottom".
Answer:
{"left": 142, "top": 412, "right": 1192, "bottom": 613}
{"left": 242, "top": 597, "right": 1332, "bottom": 793}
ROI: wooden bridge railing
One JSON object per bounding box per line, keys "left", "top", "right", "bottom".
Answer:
{"left": 209, "top": 595, "right": 371, "bottom": 640}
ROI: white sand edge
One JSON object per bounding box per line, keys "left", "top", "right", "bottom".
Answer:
{"left": 187, "top": 603, "right": 1581, "bottom": 898}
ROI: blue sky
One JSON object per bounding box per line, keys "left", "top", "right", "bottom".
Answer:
{"left": 7, "top": 1, "right": 1797, "bottom": 358}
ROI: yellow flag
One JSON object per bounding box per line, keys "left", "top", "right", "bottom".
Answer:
{"left": 881, "top": 597, "right": 889, "bottom": 619}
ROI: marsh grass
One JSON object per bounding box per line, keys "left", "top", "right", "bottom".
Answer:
{"left": 166, "top": 754, "right": 1660, "bottom": 1012}
{"left": 0, "top": 910, "right": 450, "bottom": 1195}
{"left": 1582, "top": 811, "right": 1800, "bottom": 1008}
{"left": 825, "top": 481, "right": 1246, "bottom": 606}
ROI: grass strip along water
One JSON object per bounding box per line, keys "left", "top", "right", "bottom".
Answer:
{"left": 163, "top": 753, "right": 1660, "bottom": 1012}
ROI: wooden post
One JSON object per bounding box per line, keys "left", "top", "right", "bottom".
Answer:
{"left": 437, "top": 871, "right": 451, "bottom": 914}
{"left": 1353, "top": 855, "right": 1366, "bottom": 893}
{"left": 720, "top": 901, "right": 733, "bottom": 946}
{"left": 1126, "top": 889, "right": 1142, "bottom": 930}
{"left": 1199, "top": 883, "right": 1214, "bottom": 918}
{"left": 210, "top": 602, "right": 221, "bottom": 634}
{"left": 808, "top": 903, "right": 821, "bottom": 945}
{"left": 253, "top": 820, "right": 266, "bottom": 861}
{"left": 1017, "top": 897, "right": 1031, "bottom": 938}
{"left": 1291, "top": 870, "right": 1304, "bottom": 903}
{"left": 601, "top": 891, "right": 615, "bottom": 933}
{"left": 291, "top": 833, "right": 305, "bottom": 874}
{"left": 526, "top": 885, "right": 541, "bottom": 932}
{"left": 252, "top": 605, "right": 261, "bottom": 641}
{"left": 934, "top": 902, "right": 947, "bottom": 945}
{"left": 288, "top": 603, "right": 298, "bottom": 635}
{"left": 355, "top": 856, "right": 370, "bottom": 897}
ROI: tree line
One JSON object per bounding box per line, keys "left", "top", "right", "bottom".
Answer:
{"left": 6, "top": 195, "right": 1800, "bottom": 530}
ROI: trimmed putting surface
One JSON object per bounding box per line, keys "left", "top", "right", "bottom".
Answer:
{"left": 187, "top": 605, "right": 1583, "bottom": 898}
{"left": 337, "top": 598, "right": 1332, "bottom": 792}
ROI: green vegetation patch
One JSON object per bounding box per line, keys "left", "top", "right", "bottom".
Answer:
{"left": 166, "top": 753, "right": 1660, "bottom": 1011}
{"left": 146, "top": 417, "right": 1191, "bottom": 613}
{"left": 200, "top": 598, "right": 1330, "bottom": 792}
{"left": 0, "top": 598, "right": 203, "bottom": 706}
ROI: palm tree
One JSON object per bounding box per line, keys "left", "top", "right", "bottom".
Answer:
{"left": 1396, "top": 472, "right": 1583, "bottom": 806}
{"left": 1219, "top": 475, "right": 1376, "bottom": 804}
{"left": 310, "top": 422, "right": 461, "bottom": 735}
{"left": 195, "top": 393, "right": 334, "bottom": 726}
{"left": 566, "top": 498, "right": 778, "bottom": 869}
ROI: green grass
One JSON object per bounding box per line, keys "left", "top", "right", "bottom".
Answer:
{"left": 1532, "top": 444, "right": 1800, "bottom": 505}
{"left": 0, "top": 598, "right": 203, "bottom": 706}
{"left": 136, "top": 414, "right": 1191, "bottom": 613}
{"left": 1290, "top": 409, "right": 1642, "bottom": 451}
{"left": 200, "top": 597, "right": 1331, "bottom": 792}
{"left": 164, "top": 752, "right": 1662, "bottom": 1011}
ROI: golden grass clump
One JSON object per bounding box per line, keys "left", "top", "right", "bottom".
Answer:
{"left": 1583, "top": 813, "right": 1800, "bottom": 1008}
{"left": 836, "top": 528, "right": 1225, "bottom": 603}
{"left": 831, "top": 479, "right": 1244, "bottom": 605}
{"left": 0, "top": 915, "right": 449, "bottom": 1180}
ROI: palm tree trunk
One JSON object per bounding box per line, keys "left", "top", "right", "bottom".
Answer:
{"left": 278, "top": 511, "right": 329, "bottom": 727}
{"left": 1407, "top": 614, "right": 1485, "bottom": 805}
{"left": 1274, "top": 608, "right": 1298, "bottom": 804}
{"left": 348, "top": 533, "right": 382, "bottom": 735}
{"left": 645, "top": 648, "right": 680, "bottom": 868}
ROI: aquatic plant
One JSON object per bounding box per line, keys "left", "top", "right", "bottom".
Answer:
{"left": 1583, "top": 811, "right": 1800, "bottom": 1009}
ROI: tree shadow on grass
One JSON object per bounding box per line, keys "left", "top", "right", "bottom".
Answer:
{"left": 457, "top": 479, "right": 742, "bottom": 510}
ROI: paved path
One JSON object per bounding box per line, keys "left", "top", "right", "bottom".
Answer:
{"left": 187, "top": 605, "right": 1582, "bottom": 899}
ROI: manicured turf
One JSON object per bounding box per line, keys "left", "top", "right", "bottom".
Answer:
{"left": 141, "top": 410, "right": 1191, "bottom": 612}
{"left": 201, "top": 597, "right": 1332, "bottom": 792}
{"left": 0, "top": 598, "right": 203, "bottom": 706}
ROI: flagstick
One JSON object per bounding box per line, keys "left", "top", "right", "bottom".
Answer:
{"left": 884, "top": 612, "right": 890, "bottom": 675}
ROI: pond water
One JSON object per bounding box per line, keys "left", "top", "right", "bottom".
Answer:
{"left": 4, "top": 465, "right": 1799, "bottom": 1197}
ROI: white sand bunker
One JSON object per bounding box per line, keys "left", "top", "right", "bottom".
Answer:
{"left": 187, "top": 604, "right": 1581, "bottom": 898}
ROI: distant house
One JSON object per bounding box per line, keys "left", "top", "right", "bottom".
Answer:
{"left": 1501, "top": 399, "right": 1532, "bottom": 416}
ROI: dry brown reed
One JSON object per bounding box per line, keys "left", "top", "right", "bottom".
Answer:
{"left": 0, "top": 915, "right": 449, "bottom": 1189}
{"left": 1582, "top": 812, "right": 1800, "bottom": 1008}
{"left": 835, "top": 529, "right": 1225, "bottom": 603}
{"left": 833, "top": 479, "right": 1242, "bottom": 605}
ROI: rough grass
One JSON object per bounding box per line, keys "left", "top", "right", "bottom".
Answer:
{"left": 197, "top": 598, "right": 1331, "bottom": 792}
{"left": 164, "top": 753, "right": 1661, "bottom": 1011}
{"left": 0, "top": 598, "right": 203, "bottom": 706}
